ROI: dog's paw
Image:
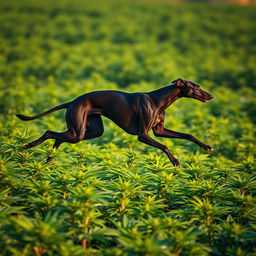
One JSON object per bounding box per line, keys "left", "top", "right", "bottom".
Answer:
{"left": 202, "top": 145, "right": 214, "bottom": 152}
{"left": 46, "top": 157, "right": 52, "bottom": 163}
{"left": 23, "top": 143, "right": 33, "bottom": 149}
{"left": 172, "top": 158, "right": 180, "bottom": 167}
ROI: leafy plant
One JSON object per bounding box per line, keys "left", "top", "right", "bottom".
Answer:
{"left": 0, "top": 0, "right": 255, "bottom": 255}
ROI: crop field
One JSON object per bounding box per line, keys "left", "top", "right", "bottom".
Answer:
{"left": 0, "top": 0, "right": 256, "bottom": 255}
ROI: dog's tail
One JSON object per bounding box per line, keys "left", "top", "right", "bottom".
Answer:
{"left": 16, "top": 103, "right": 68, "bottom": 121}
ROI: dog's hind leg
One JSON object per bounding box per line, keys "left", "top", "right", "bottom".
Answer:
{"left": 84, "top": 115, "right": 104, "bottom": 139}
{"left": 45, "top": 115, "right": 103, "bottom": 163}
{"left": 44, "top": 115, "right": 103, "bottom": 163}
{"left": 52, "top": 139, "right": 63, "bottom": 149}
{"left": 23, "top": 130, "right": 81, "bottom": 149}
{"left": 46, "top": 139, "right": 63, "bottom": 163}
{"left": 24, "top": 107, "right": 89, "bottom": 149}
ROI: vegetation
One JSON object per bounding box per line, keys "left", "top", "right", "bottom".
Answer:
{"left": 0, "top": 0, "right": 255, "bottom": 255}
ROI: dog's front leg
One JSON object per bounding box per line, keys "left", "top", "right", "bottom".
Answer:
{"left": 138, "top": 133, "right": 180, "bottom": 167}
{"left": 153, "top": 125, "right": 213, "bottom": 151}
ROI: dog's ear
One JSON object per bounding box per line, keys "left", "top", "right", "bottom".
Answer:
{"left": 172, "top": 78, "right": 185, "bottom": 86}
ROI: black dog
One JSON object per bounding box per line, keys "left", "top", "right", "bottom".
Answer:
{"left": 17, "top": 78, "right": 214, "bottom": 166}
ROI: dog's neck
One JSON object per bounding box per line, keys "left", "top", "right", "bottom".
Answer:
{"left": 148, "top": 85, "right": 181, "bottom": 109}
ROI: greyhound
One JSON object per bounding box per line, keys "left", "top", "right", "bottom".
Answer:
{"left": 17, "top": 78, "right": 214, "bottom": 166}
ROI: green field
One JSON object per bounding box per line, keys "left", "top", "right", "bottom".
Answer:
{"left": 0, "top": 0, "right": 256, "bottom": 255}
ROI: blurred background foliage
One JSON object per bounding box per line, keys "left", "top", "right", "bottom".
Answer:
{"left": 0, "top": 0, "right": 255, "bottom": 255}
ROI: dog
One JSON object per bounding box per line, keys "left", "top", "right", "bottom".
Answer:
{"left": 17, "top": 78, "right": 214, "bottom": 166}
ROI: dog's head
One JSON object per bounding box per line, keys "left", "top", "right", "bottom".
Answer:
{"left": 172, "top": 78, "right": 214, "bottom": 102}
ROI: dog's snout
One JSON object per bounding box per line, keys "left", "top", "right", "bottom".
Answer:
{"left": 203, "top": 91, "right": 214, "bottom": 101}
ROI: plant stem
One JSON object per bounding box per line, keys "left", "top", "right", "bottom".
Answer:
{"left": 82, "top": 238, "right": 87, "bottom": 250}
{"left": 33, "top": 246, "right": 41, "bottom": 256}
